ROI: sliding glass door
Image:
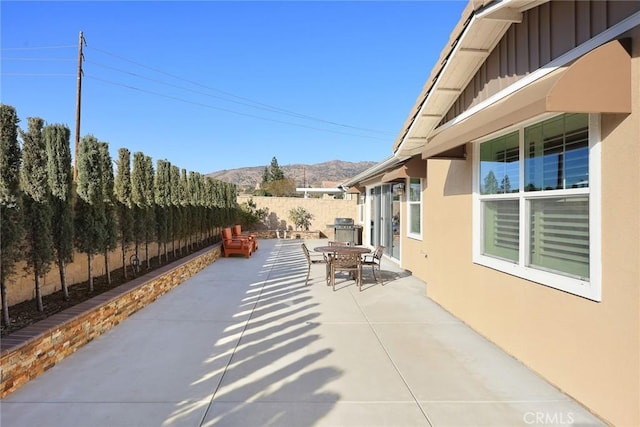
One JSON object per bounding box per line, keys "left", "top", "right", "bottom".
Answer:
{"left": 369, "top": 184, "right": 401, "bottom": 260}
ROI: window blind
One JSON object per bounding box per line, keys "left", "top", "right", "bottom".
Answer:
{"left": 529, "top": 196, "right": 590, "bottom": 279}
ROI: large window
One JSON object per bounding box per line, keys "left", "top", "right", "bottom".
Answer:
{"left": 407, "top": 177, "right": 422, "bottom": 238}
{"left": 474, "top": 113, "right": 600, "bottom": 301}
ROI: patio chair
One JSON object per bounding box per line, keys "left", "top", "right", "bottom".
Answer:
{"left": 326, "top": 241, "right": 350, "bottom": 283}
{"left": 362, "top": 245, "right": 385, "bottom": 285}
{"left": 222, "top": 227, "right": 252, "bottom": 258}
{"left": 232, "top": 224, "right": 258, "bottom": 251}
{"left": 301, "top": 243, "right": 326, "bottom": 285}
{"left": 329, "top": 252, "right": 362, "bottom": 292}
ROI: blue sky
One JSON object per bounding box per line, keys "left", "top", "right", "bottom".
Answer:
{"left": 2, "top": 1, "right": 466, "bottom": 175}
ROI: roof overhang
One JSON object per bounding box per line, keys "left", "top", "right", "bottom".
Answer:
{"left": 340, "top": 156, "right": 406, "bottom": 188}
{"left": 340, "top": 154, "right": 428, "bottom": 188}
{"left": 393, "top": 0, "right": 548, "bottom": 157}
{"left": 346, "top": 185, "right": 364, "bottom": 194}
{"left": 381, "top": 156, "right": 428, "bottom": 183}
{"left": 381, "top": 168, "right": 409, "bottom": 183}
{"left": 422, "top": 39, "right": 631, "bottom": 159}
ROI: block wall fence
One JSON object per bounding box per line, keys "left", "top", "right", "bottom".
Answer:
{"left": 238, "top": 195, "right": 359, "bottom": 238}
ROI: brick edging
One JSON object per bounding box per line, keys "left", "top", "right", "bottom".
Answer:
{"left": 0, "top": 244, "right": 222, "bottom": 398}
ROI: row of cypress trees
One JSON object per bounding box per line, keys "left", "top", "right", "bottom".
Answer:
{"left": 0, "top": 104, "right": 238, "bottom": 326}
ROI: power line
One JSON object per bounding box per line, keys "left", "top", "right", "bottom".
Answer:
{"left": 87, "top": 59, "right": 385, "bottom": 132}
{"left": 87, "top": 59, "right": 305, "bottom": 116}
{"left": 1, "top": 57, "right": 75, "bottom": 62}
{"left": 1, "top": 73, "right": 74, "bottom": 77}
{"left": 2, "top": 41, "right": 394, "bottom": 140}
{"left": 84, "top": 75, "right": 388, "bottom": 141}
{"left": 87, "top": 46, "right": 394, "bottom": 136}
{"left": 1, "top": 45, "right": 76, "bottom": 51}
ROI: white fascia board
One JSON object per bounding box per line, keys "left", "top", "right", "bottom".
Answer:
{"left": 396, "top": 0, "right": 539, "bottom": 157}
{"left": 340, "top": 155, "right": 407, "bottom": 188}
{"left": 396, "top": 13, "right": 481, "bottom": 156}
{"left": 295, "top": 188, "right": 343, "bottom": 193}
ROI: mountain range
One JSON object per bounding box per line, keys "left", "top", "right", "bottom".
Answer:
{"left": 207, "top": 160, "right": 377, "bottom": 190}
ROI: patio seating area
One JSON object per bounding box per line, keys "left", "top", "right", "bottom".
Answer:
{"left": 0, "top": 238, "right": 604, "bottom": 426}
{"left": 221, "top": 226, "right": 253, "bottom": 258}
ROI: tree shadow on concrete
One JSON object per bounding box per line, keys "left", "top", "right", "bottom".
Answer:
{"left": 163, "top": 240, "right": 341, "bottom": 427}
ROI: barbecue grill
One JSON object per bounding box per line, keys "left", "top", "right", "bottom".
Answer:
{"left": 327, "top": 217, "right": 363, "bottom": 245}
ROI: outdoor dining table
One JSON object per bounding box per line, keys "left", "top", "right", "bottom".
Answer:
{"left": 313, "top": 246, "right": 371, "bottom": 256}
{"left": 313, "top": 245, "right": 371, "bottom": 285}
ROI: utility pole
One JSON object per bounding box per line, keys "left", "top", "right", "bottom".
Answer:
{"left": 73, "top": 31, "right": 86, "bottom": 182}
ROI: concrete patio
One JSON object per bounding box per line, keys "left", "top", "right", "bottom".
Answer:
{"left": 0, "top": 238, "right": 604, "bottom": 426}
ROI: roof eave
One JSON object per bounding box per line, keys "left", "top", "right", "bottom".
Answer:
{"left": 340, "top": 155, "right": 407, "bottom": 188}
{"left": 394, "top": 0, "right": 550, "bottom": 157}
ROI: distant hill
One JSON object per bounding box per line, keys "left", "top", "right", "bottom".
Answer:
{"left": 207, "top": 160, "right": 377, "bottom": 190}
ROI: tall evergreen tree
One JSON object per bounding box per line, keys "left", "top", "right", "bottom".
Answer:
{"left": 44, "top": 124, "right": 74, "bottom": 300}
{"left": 0, "top": 104, "right": 24, "bottom": 325}
{"left": 203, "top": 177, "right": 215, "bottom": 244}
{"left": 259, "top": 157, "right": 287, "bottom": 196}
{"left": 74, "top": 135, "right": 106, "bottom": 292}
{"left": 188, "top": 171, "right": 196, "bottom": 247}
{"left": 131, "top": 152, "right": 146, "bottom": 270}
{"left": 229, "top": 182, "right": 238, "bottom": 222}
{"left": 178, "top": 168, "right": 189, "bottom": 254}
{"left": 261, "top": 166, "right": 269, "bottom": 187}
{"left": 114, "top": 148, "right": 133, "bottom": 279}
{"left": 269, "top": 156, "right": 285, "bottom": 181}
{"left": 210, "top": 179, "right": 222, "bottom": 239}
{"left": 164, "top": 163, "right": 174, "bottom": 259}
{"left": 98, "top": 142, "right": 117, "bottom": 284}
{"left": 169, "top": 165, "right": 181, "bottom": 257}
{"left": 221, "top": 181, "right": 236, "bottom": 225}
{"left": 142, "top": 155, "right": 156, "bottom": 268}
{"left": 169, "top": 165, "right": 180, "bottom": 258}
{"left": 190, "top": 172, "right": 205, "bottom": 246}
{"left": 131, "top": 153, "right": 156, "bottom": 269}
{"left": 20, "top": 117, "right": 54, "bottom": 312}
{"left": 154, "top": 159, "right": 170, "bottom": 264}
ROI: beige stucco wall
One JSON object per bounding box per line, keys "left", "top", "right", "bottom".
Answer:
{"left": 6, "top": 241, "right": 168, "bottom": 306}
{"left": 400, "top": 35, "right": 640, "bottom": 426}
{"left": 237, "top": 195, "right": 358, "bottom": 239}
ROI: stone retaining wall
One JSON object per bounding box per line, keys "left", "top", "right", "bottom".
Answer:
{"left": 0, "top": 244, "right": 222, "bottom": 398}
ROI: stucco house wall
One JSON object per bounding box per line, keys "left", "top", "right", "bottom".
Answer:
{"left": 349, "top": 1, "right": 640, "bottom": 425}
{"left": 399, "top": 9, "right": 640, "bottom": 427}
{"left": 411, "top": 109, "right": 640, "bottom": 425}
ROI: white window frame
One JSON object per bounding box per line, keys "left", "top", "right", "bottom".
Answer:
{"left": 357, "top": 193, "right": 365, "bottom": 224}
{"left": 472, "top": 113, "right": 601, "bottom": 301}
{"left": 407, "top": 177, "right": 423, "bottom": 240}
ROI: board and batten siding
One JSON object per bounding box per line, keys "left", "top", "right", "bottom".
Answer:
{"left": 441, "top": 0, "right": 640, "bottom": 124}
